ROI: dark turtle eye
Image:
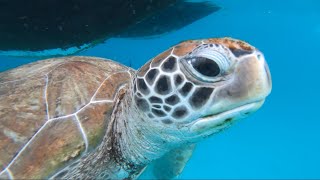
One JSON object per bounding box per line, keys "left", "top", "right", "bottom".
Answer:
{"left": 189, "top": 57, "right": 220, "bottom": 77}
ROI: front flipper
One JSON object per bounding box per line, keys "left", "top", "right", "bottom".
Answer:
{"left": 140, "top": 144, "right": 196, "bottom": 179}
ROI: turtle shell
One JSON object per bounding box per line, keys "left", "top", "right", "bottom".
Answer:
{"left": 0, "top": 56, "right": 134, "bottom": 179}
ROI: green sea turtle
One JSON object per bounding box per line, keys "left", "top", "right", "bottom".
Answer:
{"left": 0, "top": 37, "right": 272, "bottom": 179}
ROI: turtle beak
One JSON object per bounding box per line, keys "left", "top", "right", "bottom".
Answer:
{"left": 190, "top": 50, "right": 272, "bottom": 134}
{"left": 239, "top": 51, "right": 272, "bottom": 100}
{"left": 215, "top": 50, "right": 272, "bottom": 107}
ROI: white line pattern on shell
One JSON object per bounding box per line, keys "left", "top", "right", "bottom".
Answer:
{"left": 89, "top": 74, "right": 113, "bottom": 102}
{"left": 0, "top": 118, "right": 55, "bottom": 176}
{"left": 74, "top": 114, "right": 89, "bottom": 152}
{"left": 91, "top": 100, "right": 114, "bottom": 103}
{"left": 7, "top": 169, "right": 14, "bottom": 180}
{"left": 0, "top": 69, "right": 132, "bottom": 178}
{"left": 0, "top": 169, "right": 13, "bottom": 180}
{"left": 90, "top": 70, "right": 130, "bottom": 102}
{"left": 45, "top": 75, "right": 50, "bottom": 121}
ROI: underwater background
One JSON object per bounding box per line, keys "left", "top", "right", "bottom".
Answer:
{"left": 0, "top": 0, "right": 319, "bottom": 179}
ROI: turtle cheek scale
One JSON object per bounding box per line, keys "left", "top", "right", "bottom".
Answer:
{"left": 155, "top": 75, "right": 172, "bottom": 95}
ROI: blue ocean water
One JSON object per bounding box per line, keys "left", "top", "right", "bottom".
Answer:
{"left": 0, "top": 0, "right": 319, "bottom": 178}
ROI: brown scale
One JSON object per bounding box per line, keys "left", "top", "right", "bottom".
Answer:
{"left": 203, "top": 37, "right": 255, "bottom": 52}
{"left": 173, "top": 40, "right": 202, "bottom": 56}
{"left": 137, "top": 60, "right": 151, "bottom": 77}
{"left": 151, "top": 48, "right": 173, "bottom": 68}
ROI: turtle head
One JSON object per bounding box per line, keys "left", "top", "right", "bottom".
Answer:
{"left": 133, "top": 37, "right": 271, "bottom": 141}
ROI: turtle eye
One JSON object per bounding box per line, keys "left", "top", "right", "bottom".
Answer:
{"left": 182, "top": 46, "right": 231, "bottom": 82}
{"left": 188, "top": 57, "right": 220, "bottom": 77}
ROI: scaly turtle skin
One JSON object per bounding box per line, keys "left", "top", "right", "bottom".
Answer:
{"left": 0, "top": 38, "right": 272, "bottom": 179}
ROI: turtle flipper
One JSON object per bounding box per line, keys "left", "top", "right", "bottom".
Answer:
{"left": 140, "top": 144, "right": 196, "bottom": 179}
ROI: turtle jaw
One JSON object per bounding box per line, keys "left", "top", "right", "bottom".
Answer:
{"left": 189, "top": 100, "right": 264, "bottom": 135}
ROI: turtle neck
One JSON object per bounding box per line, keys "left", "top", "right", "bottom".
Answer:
{"left": 108, "top": 82, "right": 183, "bottom": 177}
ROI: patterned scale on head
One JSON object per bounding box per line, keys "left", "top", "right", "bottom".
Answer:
{"left": 133, "top": 38, "right": 271, "bottom": 129}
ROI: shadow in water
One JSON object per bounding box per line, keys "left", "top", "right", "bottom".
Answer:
{"left": 0, "top": 0, "right": 220, "bottom": 56}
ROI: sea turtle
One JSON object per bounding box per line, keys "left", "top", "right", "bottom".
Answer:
{"left": 0, "top": 37, "right": 272, "bottom": 179}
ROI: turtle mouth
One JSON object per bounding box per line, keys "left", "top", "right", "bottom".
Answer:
{"left": 189, "top": 100, "right": 265, "bottom": 134}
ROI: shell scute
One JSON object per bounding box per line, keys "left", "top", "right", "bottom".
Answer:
{"left": 77, "top": 102, "right": 113, "bottom": 150}
{"left": 9, "top": 117, "right": 85, "bottom": 179}
{"left": 93, "top": 71, "right": 132, "bottom": 101}
{"left": 46, "top": 61, "right": 111, "bottom": 118}
{"left": 0, "top": 77, "right": 47, "bottom": 170}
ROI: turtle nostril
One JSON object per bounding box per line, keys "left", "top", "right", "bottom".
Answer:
{"left": 257, "top": 54, "right": 262, "bottom": 60}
